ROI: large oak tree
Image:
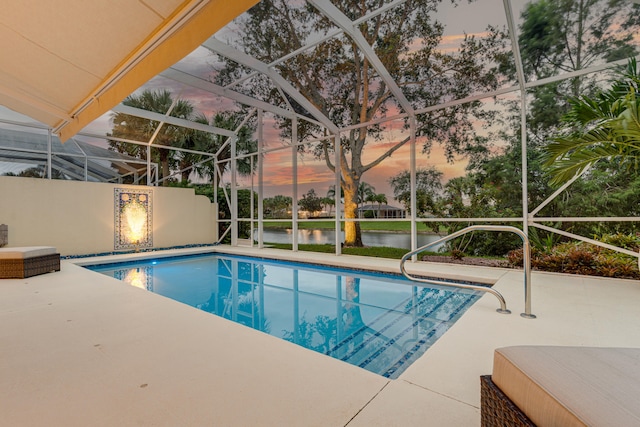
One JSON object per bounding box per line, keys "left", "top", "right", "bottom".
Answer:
{"left": 214, "top": 0, "right": 509, "bottom": 246}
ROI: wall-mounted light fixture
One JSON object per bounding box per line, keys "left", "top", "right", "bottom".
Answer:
{"left": 115, "top": 188, "right": 153, "bottom": 251}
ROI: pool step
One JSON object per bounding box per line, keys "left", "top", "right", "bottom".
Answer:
{"left": 334, "top": 289, "right": 479, "bottom": 378}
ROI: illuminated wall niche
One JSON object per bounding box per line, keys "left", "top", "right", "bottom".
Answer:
{"left": 114, "top": 188, "right": 153, "bottom": 250}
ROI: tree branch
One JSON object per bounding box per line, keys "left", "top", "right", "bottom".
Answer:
{"left": 362, "top": 135, "right": 411, "bottom": 172}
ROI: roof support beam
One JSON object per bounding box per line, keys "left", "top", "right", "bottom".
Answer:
{"left": 226, "top": 0, "right": 409, "bottom": 90}
{"left": 112, "top": 104, "right": 235, "bottom": 137}
{"left": 161, "top": 68, "right": 323, "bottom": 126}
{"left": 203, "top": 38, "right": 339, "bottom": 134}
{"left": 307, "top": 0, "right": 415, "bottom": 116}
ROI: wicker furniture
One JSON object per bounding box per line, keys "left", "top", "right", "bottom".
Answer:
{"left": 481, "top": 375, "right": 535, "bottom": 426}
{"left": 0, "top": 247, "right": 60, "bottom": 279}
{"left": 481, "top": 346, "right": 640, "bottom": 427}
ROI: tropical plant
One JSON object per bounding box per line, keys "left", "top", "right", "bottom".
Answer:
{"left": 192, "top": 183, "right": 257, "bottom": 239}
{"left": 370, "top": 193, "right": 388, "bottom": 218}
{"left": 543, "top": 59, "right": 640, "bottom": 185}
{"left": 518, "top": 0, "right": 639, "bottom": 136}
{"left": 109, "top": 89, "right": 194, "bottom": 186}
{"left": 321, "top": 196, "right": 335, "bottom": 217}
{"left": 507, "top": 234, "right": 640, "bottom": 279}
{"left": 192, "top": 111, "right": 258, "bottom": 188}
{"left": 356, "top": 182, "right": 376, "bottom": 218}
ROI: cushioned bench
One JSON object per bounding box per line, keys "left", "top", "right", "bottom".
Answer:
{"left": 0, "top": 247, "right": 60, "bottom": 279}
{"left": 481, "top": 346, "right": 640, "bottom": 426}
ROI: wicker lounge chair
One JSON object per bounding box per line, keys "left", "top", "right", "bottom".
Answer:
{"left": 481, "top": 346, "right": 640, "bottom": 427}
{"left": 0, "top": 247, "right": 60, "bottom": 279}
{"left": 481, "top": 374, "right": 535, "bottom": 426}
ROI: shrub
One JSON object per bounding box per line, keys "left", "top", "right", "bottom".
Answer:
{"left": 451, "top": 248, "right": 465, "bottom": 260}
{"left": 507, "top": 235, "right": 640, "bottom": 279}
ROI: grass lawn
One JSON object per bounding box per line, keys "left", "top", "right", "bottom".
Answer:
{"left": 263, "top": 220, "right": 439, "bottom": 233}
{"left": 265, "top": 243, "right": 439, "bottom": 259}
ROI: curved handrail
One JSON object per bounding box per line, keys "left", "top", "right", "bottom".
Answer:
{"left": 400, "top": 225, "right": 535, "bottom": 319}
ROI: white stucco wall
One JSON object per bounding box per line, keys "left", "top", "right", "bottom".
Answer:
{"left": 0, "top": 177, "right": 218, "bottom": 256}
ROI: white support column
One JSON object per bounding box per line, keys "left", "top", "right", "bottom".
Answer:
{"left": 504, "top": 0, "right": 529, "bottom": 235}
{"left": 257, "top": 109, "right": 264, "bottom": 249}
{"left": 520, "top": 99, "right": 529, "bottom": 235}
{"left": 147, "top": 145, "right": 152, "bottom": 186}
{"left": 291, "top": 118, "right": 298, "bottom": 252}
{"left": 334, "top": 133, "right": 342, "bottom": 256}
{"left": 231, "top": 135, "right": 238, "bottom": 246}
{"left": 410, "top": 117, "right": 417, "bottom": 261}
{"left": 213, "top": 159, "right": 220, "bottom": 243}
{"left": 250, "top": 155, "right": 255, "bottom": 247}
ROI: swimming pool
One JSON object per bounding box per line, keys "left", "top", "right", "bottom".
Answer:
{"left": 87, "top": 253, "right": 481, "bottom": 379}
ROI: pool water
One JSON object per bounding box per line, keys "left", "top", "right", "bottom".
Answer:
{"left": 87, "top": 253, "right": 481, "bottom": 379}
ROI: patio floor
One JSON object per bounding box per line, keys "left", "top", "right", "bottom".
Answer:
{"left": 1, "top": 246, "right": 639, "bottom": 426}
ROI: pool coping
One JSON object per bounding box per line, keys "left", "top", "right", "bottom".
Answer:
{"left": 3, "top": 245, "right": 639, "bottom": 426}
{"left": 71, "top": 245, "right": 503, "bottom": 286}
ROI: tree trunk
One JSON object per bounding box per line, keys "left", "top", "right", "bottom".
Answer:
{"left": 343, "top": 177, "right": 363, "bottom": 247}
{"left": 161, "top": 160, "right": 170, "bottom": 186}
{"left": 181, "top": 161, "right": 190, "bottom": 183}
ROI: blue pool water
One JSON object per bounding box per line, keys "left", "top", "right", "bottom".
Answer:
{"left": 87, "top": 253, "right": 481, "bottom": 378}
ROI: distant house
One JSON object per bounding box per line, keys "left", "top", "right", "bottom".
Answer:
{"left": 356, "top": 204, "right": 406, "bottom": 219}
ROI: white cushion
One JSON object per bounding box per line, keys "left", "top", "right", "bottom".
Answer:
{"left": 493, "top": 346, "right": 640, "bottom": 427}
{"left": 0, "top": 246, "right": 57, "bottom": 259}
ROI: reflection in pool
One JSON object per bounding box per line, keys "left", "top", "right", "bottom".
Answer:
{"left": 88, "top": 253, "right": 481, "bottom": 378}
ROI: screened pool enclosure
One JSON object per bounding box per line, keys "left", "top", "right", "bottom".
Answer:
{"left": 1, "top": 0, "right": 639, "bottom": 263}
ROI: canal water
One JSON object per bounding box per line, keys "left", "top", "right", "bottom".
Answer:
{"left": 259, "top": 228, "right": 444, "bottom": 250}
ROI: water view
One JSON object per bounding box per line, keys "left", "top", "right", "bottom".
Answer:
{"left": 259, "top": 229, "right": 444, "bottom": 251}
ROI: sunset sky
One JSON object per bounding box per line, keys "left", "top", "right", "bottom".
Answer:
{"left": 1, "top": 0, "right": 529, "bottom": 202}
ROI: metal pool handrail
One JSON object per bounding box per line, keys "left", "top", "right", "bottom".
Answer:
{"left": 400, "top": 225, "right": 536, "bottom": 319}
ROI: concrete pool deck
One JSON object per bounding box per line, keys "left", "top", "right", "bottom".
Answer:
{"left": 1, "top": 246, "right": 639, "bottom": 426}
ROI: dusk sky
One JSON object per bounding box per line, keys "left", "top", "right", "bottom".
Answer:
{"left": 1, "top": 0, "right": 530, "bottom": 202}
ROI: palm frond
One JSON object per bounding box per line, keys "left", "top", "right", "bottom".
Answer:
{"left": 543, "top": 58, "right": 640, "bottom": 186}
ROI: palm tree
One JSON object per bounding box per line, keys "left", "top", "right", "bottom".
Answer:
{"left": 326, "top": 185, "right": 342, "bottom": 200}
{"left": 371, "top": 193, "right": 388, "bottom": 218}
{"left": 175, "top": 113, "right": 211, "bottom": 184}
{"left": 193, "top": 111, "right": 258, "bottom": 188}
{"left": 321, "top": 197, "right": 335, "bottom": 217}
{"left": 356, "top": 182, "right": 376, "bottom": 218}
{"left": 544, "top": 59, "right": 640, "bottom": 185}
{"left": 109, "top": 90, "right": 194, "bottom": 186}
